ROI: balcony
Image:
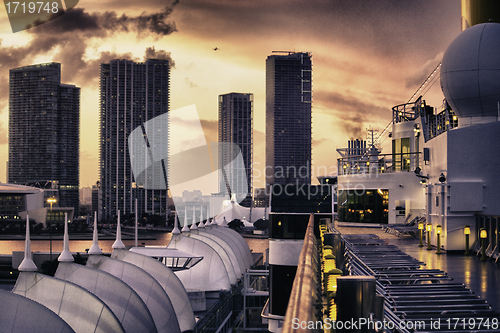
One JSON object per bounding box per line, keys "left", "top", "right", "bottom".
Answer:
{"left": 338, "top": 152, "right": 421, "bottom": 176}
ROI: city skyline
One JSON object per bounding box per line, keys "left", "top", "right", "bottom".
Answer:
{"left": 0, "top": 1, "right": 461, "bottom": 189}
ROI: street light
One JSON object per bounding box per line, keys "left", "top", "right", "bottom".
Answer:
{"left": 464, "top": 225, "right": 470, "bottom": 255}
{"left": 46, "top": 197, "right": 57, "bottom": 261}
{"left": 426, "top": 223, "right": 432, "bottom": 250}
{"left": 436, "top": 225, "right": 442, "bottom": 254}
{"left": 480, "top": 228, "right": 487, "bottom": 261}
{"left": 418, "top": 221, "right": 424, "bottom": 247}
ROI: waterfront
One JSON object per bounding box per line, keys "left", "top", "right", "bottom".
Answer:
{"left": 0, "top": 231, "right": 269, "bottom": 256}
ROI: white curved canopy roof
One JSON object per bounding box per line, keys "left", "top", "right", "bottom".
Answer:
{"left": 167, "top": 234, "right": 231, "bottom": 291}
{"left": 13, "top": 271, "right": 125, "bottom": 333}
{"left": 112, "top": 248, "right": 196, "bottom": 332}
{"left": 201, "top": 227, "right": 249, "bottom": 274}
{"left": 86, "top": 255, "right": 180, "bottom": 333}
{"left": 203, "top": 226, "right": 253, "bottom": 269}
{"left": 188, "top": 231, "right": 239, "bottom": 283}
{"left": 214, "top": 199, "right": 268, "bottom": 226}
{"left": 0, "top": 290, "right": 75, "bottom": 333}
{"left": 55, "top": 262, "right": 157, "bottom": 333}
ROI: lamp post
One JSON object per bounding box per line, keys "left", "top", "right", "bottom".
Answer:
{"left": 426, "top": 223, "right": 432, "bottom": 250}
{"left": 436, "top": 225, "right": 442, "bottom": 254}
{"left": 418, "top": 221, "right": 424, "bottom": 247}
{"left": 46, "top": 197, "right": 57, "bottom": 261}
{"left": 480, "top": 228, "right": 487, "bottom": 261}
{"left": 464, "top": 225, "right": 470, "bottom": 255}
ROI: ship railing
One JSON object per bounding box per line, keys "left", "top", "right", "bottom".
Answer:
{"left": 281, "top": 214, "right": 322, "bottom": 333}
{"left": 338, "top": 152, "right": 422, "bottom": 176}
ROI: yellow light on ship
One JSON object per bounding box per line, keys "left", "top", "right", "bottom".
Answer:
{"left": 426, "top": 223, "right": 432, "bottom": 232}
{"left": 436, "top": 225, "right": 442, "bottom": 234}
{"left": 418, "top": 222, "right": 424, "bottom": 230}
{"left": 464, "top": 225, "right": 470, "bottom": 235}
{"left": 480, "top": 228, "right": 487, "bottom": 239}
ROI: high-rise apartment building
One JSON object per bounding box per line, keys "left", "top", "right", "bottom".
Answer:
{"left": 9, "top": 62, "right": 80, "bottom": 213}
{"left": 266, "top": 52, "right": 312, "bottom": 187}
{"left": 218, "top": 93, "right": 253, "bottom": 202}
{"left": 99, "top": 59, "right": 170, "bottom": 219}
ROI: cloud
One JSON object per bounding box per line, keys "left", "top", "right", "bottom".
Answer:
{"left": 184, "top": 77, "right": 197, "bottom": 88}
{"left": 199, "top": 119, "right": 217, "bottom": 144}
{"left": 144, "top": 47, "right": 175, "bottom": 67}
{"left": 314, "top": 90, "right": 391, "bottom": 139}
{"left": 405, "top": 52, "right": 444, "bottom": 92}
{"left": 29, "top": 2, "right": 179, "bottom": 36}
{"left": 0, "top": 121, "right": 7, "bottom": 144}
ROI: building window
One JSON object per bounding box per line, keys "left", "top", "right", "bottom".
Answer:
{"left": 392, "top": 138, "right": 410, "bottom": 171}
{"left": 338, "top": 189, "right": 389, "bottom": 224}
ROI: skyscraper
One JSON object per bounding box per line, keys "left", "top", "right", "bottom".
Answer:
{"left": 9, "top": 62, "right": 80, "bottom": 212}
{"left": 266, "top": 52, "right": 312, "bottom": 187}
{"left": 218, "top": 92, "right": 253, "bottom": 202}
{"left": 99, "top": 59, "right": 170, "bottom": 220}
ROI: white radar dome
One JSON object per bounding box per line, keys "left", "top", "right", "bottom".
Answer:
{"left": 441, "top": 23, "right": 500, "bottom": 118}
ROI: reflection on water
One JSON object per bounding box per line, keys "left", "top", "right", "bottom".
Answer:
{"left": 0, "top": 233, "right": 172, "bottom": 254}
{"left": 0, "top": 232, "right": 269, "bottom": 255}
{"left": 387, "top": 238, "right": 500, "bottom": 314}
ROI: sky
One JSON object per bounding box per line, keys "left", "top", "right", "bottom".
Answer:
{"left": 0, "top": 0, "right": 461, "bottom": 190}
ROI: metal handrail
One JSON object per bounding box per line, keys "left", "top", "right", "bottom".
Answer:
{"left": 282, "top": 214, "right": 321, "bottom": 333}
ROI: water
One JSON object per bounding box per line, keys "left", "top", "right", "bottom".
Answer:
{"left": 0, "top": 232, "right": 269, "bottom": 255}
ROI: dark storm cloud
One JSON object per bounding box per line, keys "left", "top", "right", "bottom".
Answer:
{"left": 0, "top": 2, "right": 179, "bottom": 111}
{"left": 29, "top": 2, "right": 178, "bottom": 36}
{"left": 144, "top": 47, "right": 175, "bottom": 67}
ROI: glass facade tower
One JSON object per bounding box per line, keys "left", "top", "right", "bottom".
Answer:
{"left": 266, "top": 52, "right": 312, "bottom": 187}
{"left": 99, "top": 59, "right": 170, "bottom": 220}
{"left": 218, "top": 92, "right": 253, "bottom": 202}
{"left": 8, "top": 62, "right": 80, "bottom": 213}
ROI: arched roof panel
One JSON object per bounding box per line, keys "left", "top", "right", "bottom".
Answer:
{"left": 188, "top": 231, "right": 239, "bottom": 281}
{"left": 55, "top": 262, "right": 157, "bottom": 333}
{"left": 13, "top": 272, "right": 125, "bottom": 333}
{"left": 86, "top": 255, "right": 180, "bottom": 333}
{"left": 167, "top": 234, "right": 231, "bottom": 291}
{"left": 111, "top": 248, "right": 196, "bottom": 332}
{"left": 0, "top": 290, "right": 75, "bottom": 333}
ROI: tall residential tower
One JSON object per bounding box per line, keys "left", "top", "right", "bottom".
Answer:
{"left": 218, "top": 92, "right": 253, "bottom": 203}
{"left": 9, "top": 62, "right": 80, "bottom": 212}
{"left": 266, "top": 52, "right": 312, "bottom": 188}
{"left": 99, "top": 59, "right": 170, "bottom": 220}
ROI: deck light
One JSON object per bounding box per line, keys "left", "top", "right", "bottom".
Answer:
{"left": 426, "top": 223, "right": 432, "bottom": 250}
{"left": 464, "top": 225, "right": 470, "bottom": 255}
{"left": 464, "top": 225, "right": 470, "bottom": 235}
{"left": 46, "top": 196, "right": 57, "bottom": 261}
{"left": 418, "top": 222, "right": 424, "bottom": 247}
{"left": 480, "top": 228, "right": 487, "bottom": 239}
{"left": 436, "top": 225, "right": 442, "bottom": 254}
{"left": 480, "top": 228, "right": 487, "bottom": 260}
